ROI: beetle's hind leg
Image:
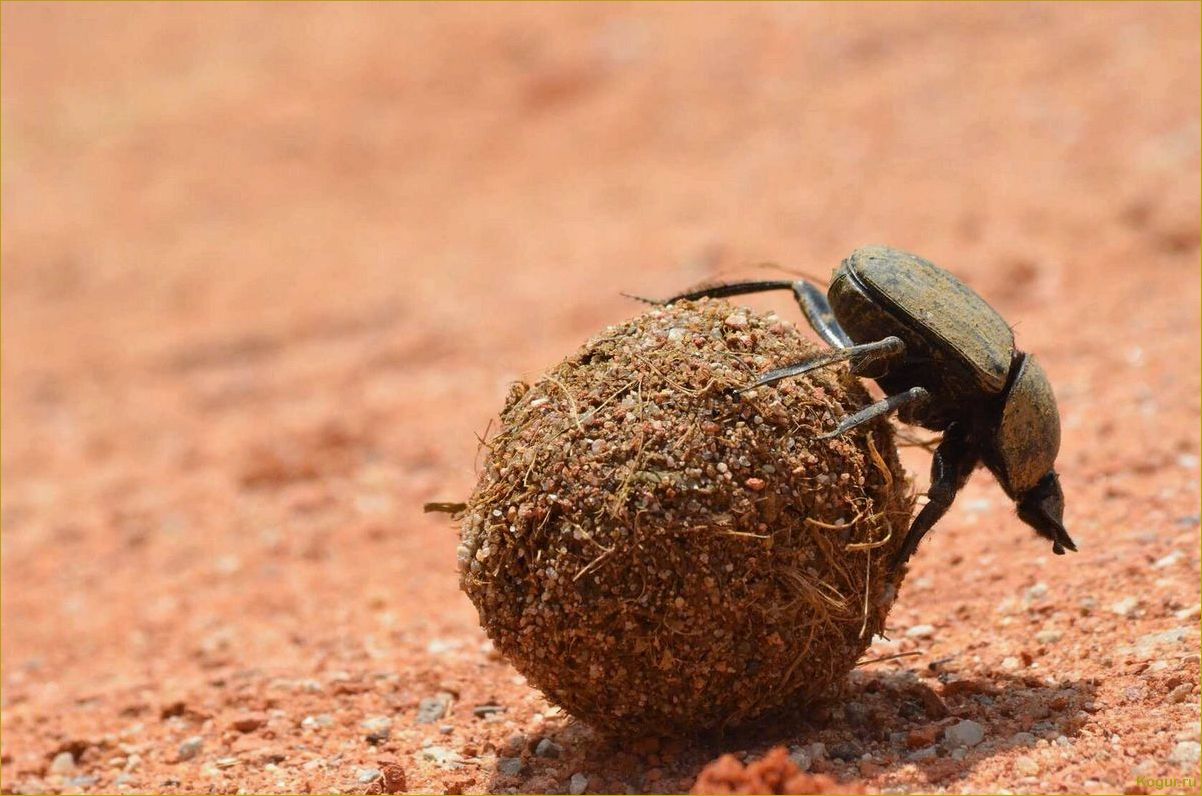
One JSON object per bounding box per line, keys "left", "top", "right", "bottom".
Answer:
{"left": 626, "top": 280, "right": 797, "bottom": 306}
{"left": 627, "top": 278, "right": 855, "bottom": 349}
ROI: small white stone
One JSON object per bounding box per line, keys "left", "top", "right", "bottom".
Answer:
{"left": 1130, "top": 626, "right": 1196, "bottom": 658}
{"left": 534, "top": 738, "right": 562, "bottom": 759}
{"left": 422, "top": 746, "right": 463, "bottom": 768}
{"left": 1170, "top": 741, "right": 1200, "bottom": 764}
{"left": 723, "top": 313, "right": 748, "bottom": 329}
{"left": 1110, "top": 597, "right": 1141, "bottom": 617}
{"left": 426, "top": 638, "right": 463, "bottom": 655}
{"left": 1174, "top": 604, "right": 1201, "bottom": 621}
{"left": 301, "top": 714, "right": 334, "bottom": 730}
{"left": 787, "top": 745, "right": 811, "bottom": 771}
{"left": 361, "top": 715, "right": 393, "bottom": 734}
{"left": 1025, "top": 583, "right": 1049, "bottom": 602}
{"left": 178, "top": 737, "right": 204, "bottom": 761}
{"left": 1035, "top": 629, "right": 1063, "bottom": 644}
{"left": 50, "top": 752, "right": 76, "bottom": 775}
{"left": 964, "top": 498, "right": 993, "bottom": 514}
{"left": 944, "top": 720, "right": 986, "bottom": 748}
{"left": 1153, "top": 551, "right": 1185, "bottom": 569}
{"left": 1169, "top": 683, "right": 1194, "bottom": 703}
{"left": 1175, "top": 723, "right": 1202, "bottom": 742}
{"left": 569, "top": 772, "right": 589, "bottom": 794}
{"left": 905, "top": 624, "right": 936, "bottom": 639}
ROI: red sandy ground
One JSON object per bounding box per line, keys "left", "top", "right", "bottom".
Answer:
{"left": 1, "top": 3, "right": 1199, "bottom": 794}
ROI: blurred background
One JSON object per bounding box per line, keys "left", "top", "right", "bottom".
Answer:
{"left": 2, "top": 3, "right": 1199, "bottom": 794}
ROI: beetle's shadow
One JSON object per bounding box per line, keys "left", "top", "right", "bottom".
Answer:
{"left": 482, "top": 668, "right": 1098, "bottom": 793}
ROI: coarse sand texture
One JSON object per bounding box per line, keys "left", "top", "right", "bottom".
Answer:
{"left": 460, "top": 300, "right": 914, "bottom": 734}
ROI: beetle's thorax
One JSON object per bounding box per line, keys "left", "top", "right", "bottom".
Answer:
{"left": 837, "top": 246, "right": 1016, "bottom": 390}
{"left": 827, "top": 249, "right": 1017, "bottom": 430}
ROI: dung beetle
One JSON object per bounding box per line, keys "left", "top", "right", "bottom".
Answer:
{"left": 646, "top": 245, "right": 1076, "bottom": 568}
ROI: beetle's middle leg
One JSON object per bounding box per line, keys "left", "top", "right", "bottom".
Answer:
{"left": 744, "top": 336, "right": 906, "bottom": 391}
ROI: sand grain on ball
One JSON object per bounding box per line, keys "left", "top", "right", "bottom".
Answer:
{"left": 459, "top": 300, "right": 913, "bottom": 734}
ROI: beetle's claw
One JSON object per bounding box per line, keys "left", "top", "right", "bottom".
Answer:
{"left": 1052, "top": 535, "right": 1078, "bottom": 555}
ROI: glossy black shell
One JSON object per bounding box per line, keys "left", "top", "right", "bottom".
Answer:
{"left": 828, "top": 246, "right": 1017, "bottom": 405}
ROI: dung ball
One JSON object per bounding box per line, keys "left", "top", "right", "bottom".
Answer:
{"left": 458, "top": 300, "right": 913, "bottom": 735}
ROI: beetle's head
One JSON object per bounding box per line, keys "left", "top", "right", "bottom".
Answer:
{"left": 989, "top": 354, "right": 1077, "bottom": 555}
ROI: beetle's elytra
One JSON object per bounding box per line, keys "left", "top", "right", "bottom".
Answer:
{"left": 834, "top": 247, "right": 1015, "bottom": 393}
{"left": 647, "top": 245, "right": 1076, "bottom": 567}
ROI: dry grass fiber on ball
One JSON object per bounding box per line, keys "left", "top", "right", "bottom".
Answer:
{"left": 459, "top": 300, "right": 914, "bottom": 735}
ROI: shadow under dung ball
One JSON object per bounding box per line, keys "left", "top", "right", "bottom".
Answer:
{"left": 459, "top": 300, "right": 914, "bottom": 735}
